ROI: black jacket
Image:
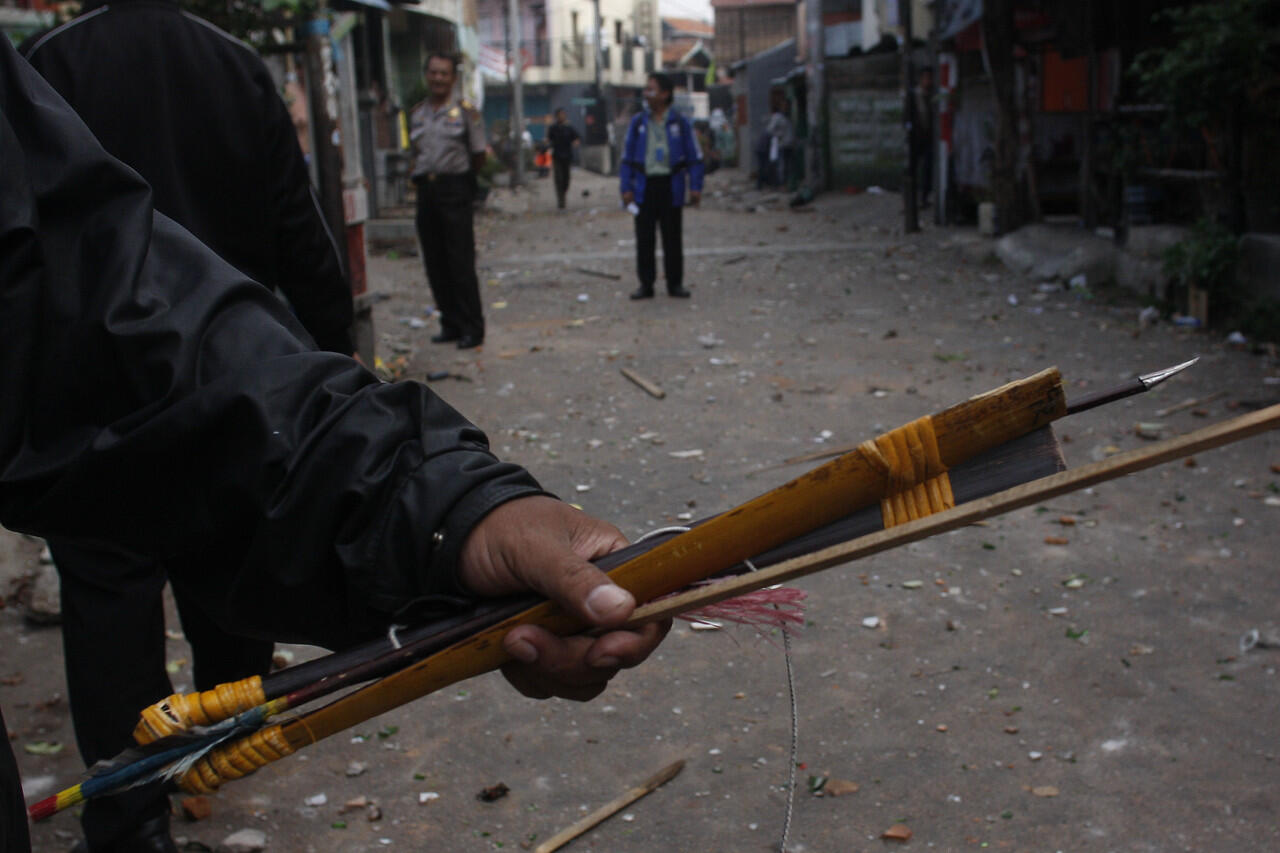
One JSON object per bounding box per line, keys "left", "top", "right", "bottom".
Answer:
{"left": 22, "top": 0, "right": 354, "bottom": 354}
{"left": 0, "top": 37, "right": 546, "bottom": 651}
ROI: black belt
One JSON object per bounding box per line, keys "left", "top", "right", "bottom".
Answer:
{"left": 413, "top": 172, "right": 471, "bottom": 186}
{"left": 626, "top": 160, "right": 687, "bottom": 175}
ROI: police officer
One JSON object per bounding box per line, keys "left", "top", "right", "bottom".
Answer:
{"left": 410, "top": 53, "right": 487, "bottom": 350}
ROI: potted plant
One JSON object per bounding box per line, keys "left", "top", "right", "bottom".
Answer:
{"left": 1162, "top": 218, "right": 1239, "bottom": 327}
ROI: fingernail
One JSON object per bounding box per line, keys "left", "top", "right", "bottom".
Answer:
{"left": 509, "top": 639, "right": 538, "bottom": 663}
{"left": 592, "top": 656, "right": 620, "bottom": 669}
{"left": 586, "top": 584, "right": 631, "bottom": 621}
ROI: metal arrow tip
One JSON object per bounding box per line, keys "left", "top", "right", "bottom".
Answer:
{"left": 1139, "top": 356, "right": 1200, "bottom": 390}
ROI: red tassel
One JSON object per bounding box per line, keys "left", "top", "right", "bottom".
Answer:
{"left": 676, "top": 582, "right": 807, "bottom": 631}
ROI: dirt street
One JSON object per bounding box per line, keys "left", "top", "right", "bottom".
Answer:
{"left": 5, "top": 166, "right": 1279, "bottom": 853}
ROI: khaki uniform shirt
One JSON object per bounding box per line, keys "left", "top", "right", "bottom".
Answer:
{"left": 409, "top": 97, "right": 486, "bottom": 177}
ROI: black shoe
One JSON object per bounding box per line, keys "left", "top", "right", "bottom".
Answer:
{"left": 71, "top": 815, "right": 178, "bottom": 853}
{"left": 667, "top": 287, "right": 692, "bottom": 298}
{"left": 456, "top": 335, "right": 483, "bottom": 350}
{"left": 431, "top": 331, "right": 459, "bottom": 344}
{"left": 629, "top": 288, "right": 654, "bottom": 300}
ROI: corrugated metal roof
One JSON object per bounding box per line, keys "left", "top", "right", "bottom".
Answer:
{"left": 710, "top": 0, "right": 797, "bottom": 9}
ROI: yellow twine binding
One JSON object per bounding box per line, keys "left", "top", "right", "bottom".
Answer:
{"left": 859, "top": 415, "right": 955, "bottom": 528}
{"left": 133, "top": 676, "right": 267, "bottom": 745}
{"left": 178, "top": 723, "right": 295, "bottom": 794}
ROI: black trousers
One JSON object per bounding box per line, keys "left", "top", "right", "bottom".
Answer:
{"left": 552, "top": 156, "right": 571, "bottom": 207}
{"left": 911, "top": 135, "right": 932, "bottom": 203}
{"left": 634, "top": 175, "right": 683, "bottom": 294}
{"left": 414, "top": 174, "right": 483, "bottom": 341}
{"left": 0, "top": 704, "right": 28, "bottom": 853}
{"left": 51, "top": 540, "right": 272, "bottom": 849}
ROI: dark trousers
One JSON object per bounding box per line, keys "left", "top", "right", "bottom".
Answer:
{"left": 552, "top": 157, "right": 571, "bottom": 208}
{"left": 51, "top": 540, "right": 272, "bottom": 849}
{"left": 634, "top": 175, "right": 683, "bottom": 294}
{"left": 414, "top": 175, "right": 483, "bottom": 341}
{"left": 0, "top": 704, "right": 29, "bottom": 853}
{"left": 912, "top": 135, "right": 932, "bottom": 203}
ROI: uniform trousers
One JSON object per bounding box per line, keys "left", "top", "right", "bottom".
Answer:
{"left": 414, "top": 174, "right": 484, "bottom": 341}
{"left": 51, "top": 540, "right": 273, "bottom": 849}
{"left": 0, "top": 703, "right": 28, "bottom": 853}
{"left": 552, "top": 156, "right": 571, "bottom": 208}
{"left": 633, "top": 175, "right": 684, "bottom": 295}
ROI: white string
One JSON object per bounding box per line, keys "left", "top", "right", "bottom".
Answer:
{"left": 634, "top": 524, "right": 692, "bottom": 542}
{"left": 778, "top": 621, "right": 798, "bottom": 853}
{"left": 387, "top": 624, "right": 406, "bottom": 650}
{"left": 746, "top": 559, "right": 800, "bottom": 852}
{"left": 644, "top": 540, "right": 800, "bottom": 850}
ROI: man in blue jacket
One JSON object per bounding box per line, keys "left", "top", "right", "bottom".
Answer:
{"left": 619, "top": 73, "right": 704, "bottom": 300}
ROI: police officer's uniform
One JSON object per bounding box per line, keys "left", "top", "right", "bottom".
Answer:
{"left": 410, "top": 97, "right": 487, "bottom": 346}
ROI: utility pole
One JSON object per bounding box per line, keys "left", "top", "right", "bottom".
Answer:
{"left": 507, "top": 0, "right": 525, "bottom": 187}
{"left": 983, "top": 0, "right": 1019, "bottom": 236}
{"left": 301, "top": 14, "right": 350, "bottom": 273}
{"left": 592, "top": 0, "right": 603, "bottom": 97}
{"left": 803, "top": 0, "right": 825, "bottom": 198}
{"left": 928, "top": 19, "right": 941, "bottom": 225}
{"left": 900, "top": 0, "right": 919, "bottom": 233}
{"left": 1079, "top": 0, "right": 1097, "bottom": 229}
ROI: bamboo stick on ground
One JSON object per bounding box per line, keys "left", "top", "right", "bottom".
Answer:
{"left": 620, "top": 367, "right": 666, "bottom": 399}
{"left": 1155, "top": 391, "right": 1225, "bottom": 417}
{"left": 534, "top": 759, "right": 685, "bottom": 853}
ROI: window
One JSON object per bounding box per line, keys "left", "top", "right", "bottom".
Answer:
{"left": 615, "top": 21, "right": 623, "bottom": 45}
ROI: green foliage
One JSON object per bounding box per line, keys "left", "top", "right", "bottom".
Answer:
{"left": 1130, "top": 0, "right": 1278, "bottom": 133}
{"left": 1233, "top": 296, "right": 1280, "bottom": 342}
{"left": 1163, "top": 219, "right": 1239, "bottom": 293}
{"left": 184, "top": 0, "right": 314, "bottom": 45}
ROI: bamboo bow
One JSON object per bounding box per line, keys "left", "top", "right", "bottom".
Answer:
{"left": 36, "top": 359, "right": 1275, "bottom": 820}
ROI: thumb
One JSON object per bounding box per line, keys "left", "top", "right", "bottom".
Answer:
{"left": 534, "top": 557, "right": 635, "bottom": 629}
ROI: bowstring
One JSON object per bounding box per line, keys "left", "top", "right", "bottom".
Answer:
{"left": 638, "top": 534, "right": 802, "bottom": 851}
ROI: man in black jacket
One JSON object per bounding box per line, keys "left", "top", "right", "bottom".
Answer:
{"left": 547, "top": 108, "right": 580, "bottom": 209}
{"left": 21, "top": 3, "right": 359, "bottom": 849}
{"left": 1, "top": 36, "right": 665, "bottom": 853}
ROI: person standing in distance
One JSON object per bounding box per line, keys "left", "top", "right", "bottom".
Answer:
{"left": 410, "top": 52, "right": 487, "bottom": 350}
{"left": 619, "top": 72, "right": 704, "bottom": 300}
{"left": 547, "top": 108, "right": 580, "bottom": 209}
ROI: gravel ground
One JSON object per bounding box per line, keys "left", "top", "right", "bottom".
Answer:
{"left": 6, "top": 166, "right": 1280, "bottom": 853}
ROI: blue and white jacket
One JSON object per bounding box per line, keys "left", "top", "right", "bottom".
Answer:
{"left": 619, "top": 107, "right": 705, "bottom": 206}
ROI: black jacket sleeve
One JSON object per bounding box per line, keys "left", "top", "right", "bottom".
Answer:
{"left": 0, "top": 40, "right": 544, "bottom": 649}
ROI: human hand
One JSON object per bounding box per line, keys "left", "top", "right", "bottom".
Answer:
{"left": 689, "top": 190, "right": 701, "bottom": 206}
{"left": 458, "top": 496, "right": 671, "bottom": 701}
{"left": 621, "top": 191, "right": 635, "bottom": 206}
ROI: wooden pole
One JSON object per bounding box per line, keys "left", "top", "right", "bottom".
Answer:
{"left": 900, "top": 0, "right": 918, "bottom": 233}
